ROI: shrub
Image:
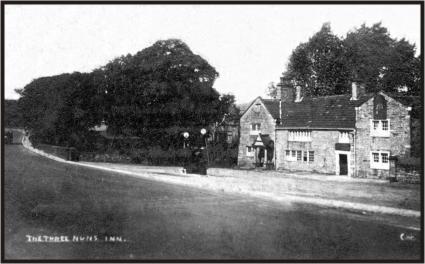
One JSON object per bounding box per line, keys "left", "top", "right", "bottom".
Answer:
{"left": 397, "top": 156, "right": 421, "bottom": 172}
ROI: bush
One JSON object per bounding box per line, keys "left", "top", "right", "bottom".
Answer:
{"left": 397, "top": 156, "right": 421, "bottom": 172}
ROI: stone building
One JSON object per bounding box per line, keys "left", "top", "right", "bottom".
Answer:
{"left": 237, "top": 97, "right": 280, "bottom": 168}
{"left": 239, "top": 81, "right": 418, "bottom": 179}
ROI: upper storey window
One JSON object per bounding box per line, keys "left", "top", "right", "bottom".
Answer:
{"left": 250, "top": 123, "right": 261, "bottom": 135}
{"left": 370, "top": 119, "right": 390, "bottom": 137}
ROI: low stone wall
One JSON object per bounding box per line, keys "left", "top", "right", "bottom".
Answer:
{"left": 208, "top": 168, "right": 260, "bottom": 177}
{"left": 79, "top": 152, "right": 132, "bottom": 163}
{"left": 395, "top": 169, "right": 421, "bottom": 184}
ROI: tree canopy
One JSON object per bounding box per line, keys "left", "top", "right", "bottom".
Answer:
{"left": 278, "top": 22, "right": 421, "bottom": 97}
{"left": 17, "top": 39, "right": 234, "bottom": 150}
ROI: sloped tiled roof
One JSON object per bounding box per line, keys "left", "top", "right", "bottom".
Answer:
{"left": 261, "top": 99, "right": 281, "bottom": 119}
{"left": 279, "top": 94, "right": 373, "bottom": 129}
{"left": 384, "top": 93, "right": 421, "bottom": 107}
{"left": 240, "top": 97, "right": 281, "bottom": 119}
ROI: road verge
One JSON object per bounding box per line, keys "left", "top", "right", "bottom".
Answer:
{"left": 21, "top": 134, "right": 420, "bottom": 219}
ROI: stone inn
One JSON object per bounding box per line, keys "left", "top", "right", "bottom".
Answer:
{"left": 238, "top": 80, "right": 419, "bottom": 179}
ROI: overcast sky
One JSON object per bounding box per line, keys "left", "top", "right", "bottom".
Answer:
{"left": 4, "top": 4, "right": 421, "bottom": 103}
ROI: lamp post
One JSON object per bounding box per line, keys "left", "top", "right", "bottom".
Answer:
{"left": 200, "top": 128, "right": 209, "bottom": 166}
{"left": 183, "top": 132, "right": 189, "bottom": 149}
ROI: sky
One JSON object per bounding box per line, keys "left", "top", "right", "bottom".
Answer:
{"left": 4, "top": 4, "right": 421, "bottom": 104}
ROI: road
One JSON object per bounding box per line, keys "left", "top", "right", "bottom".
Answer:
{"left": 3, "top": 144, "right": 423, "bottom": 260}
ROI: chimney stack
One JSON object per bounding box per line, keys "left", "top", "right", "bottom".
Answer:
{"left": 276, "top": 82, "right": 282, "bottom": 100}
{"left": 294, "top": 86, "right": 302, "bottom": 102}
{"left": 277, "top": 77, "right": 295, "bottom": 102}
{"left": 351, "top": 81, "right": 365, "bottom": 100}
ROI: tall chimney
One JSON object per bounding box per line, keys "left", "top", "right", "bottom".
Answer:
{"left": 294, "top": 86, "right": 302, "bottom": 102}
{"left": 276, "top": 82, "right": 282, "bottom": 100}
{"left": 278, "top": 77, "right": 295, "bottom": 102}
{"left": 351, "top": 81, "right": 365, "bottom": 100}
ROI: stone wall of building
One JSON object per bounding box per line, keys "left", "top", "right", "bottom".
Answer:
{"left": 354, "top": 93, "right": 411, "bottom": 179}
{"left": 238, "top": 98, "right": 276, "bottom": 168}
{"left": 275, "top": 129, "right": 355, "bottom": 175}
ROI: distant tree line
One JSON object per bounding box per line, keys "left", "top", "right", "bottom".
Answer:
{"left": 268, "top": 22, "right": 421, "bottom": 97}
{"left": 17, "top": 39, "right": 236, "bottom": 153}
{"left": 4, "top": 99, "right": 24, "bottom": 128}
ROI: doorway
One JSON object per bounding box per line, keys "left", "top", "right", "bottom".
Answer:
{"left": 339, "top": 154, "right": 348, "bottom": 175}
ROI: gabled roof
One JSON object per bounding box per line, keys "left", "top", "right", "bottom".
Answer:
{"left": 384, "top": 93, "right": 421, "bottom": 107}
{"left": 279, "top": 94, "right": 373, "bottom": 129}
{"left": 252, "top": 134, "right": 274, "bottom": 148}
{"left": 240, "top": 97, "right": 281, "bottom": 120}
{"left": 261, "top": 99, "right": 281, "bottom": 119}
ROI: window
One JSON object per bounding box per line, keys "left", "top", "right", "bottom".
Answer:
{"left": 250, "top": 123, "right": 261, "bottom": 135}
{"left": 309, "top": 151, "right": 314, "bottom": 162}
{"left": 370, "top": 151, "right": 390, "bottom": 170}
{"left": 373, "top": 152, "right": 379, "bottom": 163}
{"left": 286, "top": 150, "right": 297, "bottom": 161}
{"left": 339, "top": 131, "right": 350, "bottom": 143}
{"left": 381, "top": 120, "right": 388, "bottom": 131}
{"left": 246, "top": 146, "right": 254, "bottom": 157}
{"left": 370, "top": 119, "right": 390, "bottom": 137}
{"left": 288, "top": 130, "right": 312, "bottom": 142}
{"left": 253, "top": 103, "right": 261, "bottom": 113}
{"left": 226, "top": 132, "right": 233, "bottom": 143}
{"left": 286, "top": 149, "right": 314, "bottom": 163}
{"left": 297, "top": 151, "right": 302, "bottom": 161}
{"left": 251, "top": 123, "right": 261, "bottom": 130}
{"left": 381, "top": 153, "right": 389, "bottom": 163}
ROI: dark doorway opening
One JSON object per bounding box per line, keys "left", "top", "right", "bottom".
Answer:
{"left": 339, "top": 154, "right": 348, "bottom": 175}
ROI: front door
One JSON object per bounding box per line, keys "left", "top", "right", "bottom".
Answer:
{"left": 339, "top": 154, "right": 348, "bottom": 175}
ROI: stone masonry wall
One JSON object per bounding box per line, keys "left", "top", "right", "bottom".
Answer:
{"left": 276, "top": 130, "right": 355, "bottom": 175}
{"left": 238, "top": 98, "right": 276, "bottom": 168}
{"left": 354, "top": 93, "right": 411, "bottom": 179}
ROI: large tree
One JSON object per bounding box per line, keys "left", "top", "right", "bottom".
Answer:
{"left": 4, "top": 99, "right": 24, "bottom": 128}
{"left": 287, "top": 23, "right": 350, "bottom": 96}
{"left": 279, "top": 22, "right": 421, "bottom": 97}
{"left": 100, "top": 39, "right": 229, "bottom": 148}
{"left": 17, "top": 72, "right": 102, "bottom": 148}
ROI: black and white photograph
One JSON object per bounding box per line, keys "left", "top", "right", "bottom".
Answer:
{"left": 2, "top": 1, "right": 423, "bottom": 261}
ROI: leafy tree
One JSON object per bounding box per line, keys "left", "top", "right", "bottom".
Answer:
{"left": 287, "top": 23, "right": 350, "bottom": 96}
{"left": 17, "top": 39, "right": 237, "bottom": 153}
{"left": 17, "top": 72, "right": 102, "bottom": 148}
{"left": 100, "top": 39, "right": 227, "bottom": 148}
{"left": 266, "top": 82, "right": 277, "bottom": 98}
{"left": 4, "top": 99, "right": 24, "bottom": 128}
{"left": 282, "top": 22, "right": 420, "bottom": 96}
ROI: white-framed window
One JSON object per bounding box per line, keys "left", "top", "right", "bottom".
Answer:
{"left": 288, "top": 130, "right": 312, "bottom": 142}
{"left": 286, "top": 149, "right": 297, "bottom": 161}
{"left": 297, "top": 150, "right": 302, "bottom": 161}
{"left": 250, "top": 123, "right": 261, "bottom": 135}
{"left": 370, "top": 119, "right": 390, "bottom": 137}
{"left": 308, "top": 151, "right": 314, "bottom": 162}
{"left": 286, "top": 149, "right": 314, "bottom": 162}
{"left": 370, "top": 151, "right": 390, "bottom": 170}
{"left": 339, "top": 131, "right": 350, "bottom": 143}
{"left": 246, "top": 146, "right": 254, "bottom": 157}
